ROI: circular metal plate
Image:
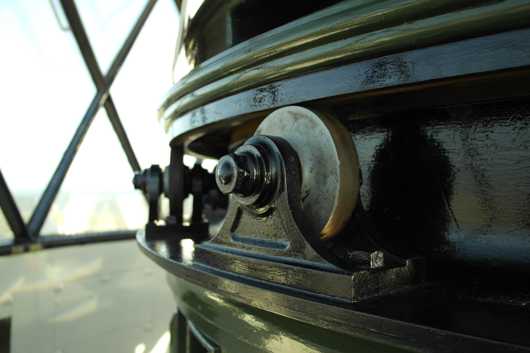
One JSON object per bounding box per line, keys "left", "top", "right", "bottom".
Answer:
{"left": 256, "top": 106, "right": 359, "bottom": 239}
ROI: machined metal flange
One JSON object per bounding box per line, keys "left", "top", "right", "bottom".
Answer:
{"left": 255, "top": 106, "right": 360, "bottom": 239}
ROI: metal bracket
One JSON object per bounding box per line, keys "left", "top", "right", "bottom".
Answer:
{"left": 198, "top": 135, "right": 424, "bottom": 302}
{"left": 133, "top": 145, "right": 215, "bottom": 242}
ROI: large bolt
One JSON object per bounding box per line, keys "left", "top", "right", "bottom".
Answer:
{"left": 215, "top": 152, "right": 259, "bottom": 197}
{"left": 215, "top": 136, "right": 281, "bottom": 208}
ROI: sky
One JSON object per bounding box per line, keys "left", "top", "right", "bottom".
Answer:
{"left": 0, "top": 0, "right": 180, "bottom": 235}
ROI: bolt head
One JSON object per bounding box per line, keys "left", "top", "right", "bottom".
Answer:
{"left": 215, "top": 137, "right": 281, "bottom": 208}
{"left": 215, "top": 155, "right": 239, "bottom": 195}
{"left": 217, "top": 158, "right": 234, "bottom": 186}
{"left": 133, "top": 172, "right": 146, "bottom": 190}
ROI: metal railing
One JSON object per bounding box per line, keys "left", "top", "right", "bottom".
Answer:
{"left": 0, "top": 0, "right": 159, "bottom": 251}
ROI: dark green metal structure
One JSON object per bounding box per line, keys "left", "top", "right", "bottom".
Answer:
{"left": 135, "top": 1, "right": 530, "bottom": 352}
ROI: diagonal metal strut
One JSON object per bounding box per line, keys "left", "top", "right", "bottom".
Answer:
{"left": 28, "top": 0, "right": 157, "bottom": 237}
{"left": 0, "top": 170, "right": 28, "bottom": 240}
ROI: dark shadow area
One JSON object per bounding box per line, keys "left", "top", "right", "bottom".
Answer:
{"left": 368, "top": 113, "right": 455, "bottom": 260}
{"left": 0, "top": 317, "right": 11, "bottom": 353}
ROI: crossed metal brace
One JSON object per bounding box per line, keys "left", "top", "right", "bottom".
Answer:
{"left": 0, "top": 0, "right": 158, "bottom": 246}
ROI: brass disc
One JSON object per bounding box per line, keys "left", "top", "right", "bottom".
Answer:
{"left": 255, "top": 106, "right": 359, "bottom": 239}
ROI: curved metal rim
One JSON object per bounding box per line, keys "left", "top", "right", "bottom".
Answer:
{"left": 137, "top": 232, "right": 530, "bottom": 353}
{"left": 162, "top": 0, "right": 482, "bottom": 111}
{"left": 166, "top": 27, "right": 530, "bottom": 148}
{"left": 161, "top": 0, "right": 530, "bottom": 128}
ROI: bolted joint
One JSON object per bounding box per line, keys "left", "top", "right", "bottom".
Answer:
{"left": 133, "top": 165, "right": 163, "bottom": 198}
{"left": 132, "top": 172, "right": 146, "bottom": 191}
{"left": 215, "top": 136, "right": 284, "bottom": 209}
{"left": 133, "top": 165, "right": 163, "bottom": 222}
{"left": 216, "top": 152, "right": 260, "bottom": 197}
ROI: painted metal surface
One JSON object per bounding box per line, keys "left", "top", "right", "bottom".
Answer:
{"left": 144, "top": 56, "right": 530, "bottom": 352}
{"left": 166, "top": 27, "right": 530, "bottom": 149}
{"left": 139, "top": 233, "right": 530, "bottom": 352}
{"left": 138, "top": 1, "right": 530, "bottom": 351}
{"left": 351, "top": 100, "right": 530, "bottom": 270}
{"left": 163, "top": 0, "right": 530, "bottom": 129}
{"left": 171, "top": 0, "right": 342, "bottom": 81}
{"left": 0, "top": 171, "right": 27, "bottom": 240}
{"left": 167, "top": 0, "right": 473, "bottom": 106}
{"left": 169, "top": 276, "right": 411, "bottom": 353}
{"left": 177, "top": 0, "right": 339, "bottom": 67}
